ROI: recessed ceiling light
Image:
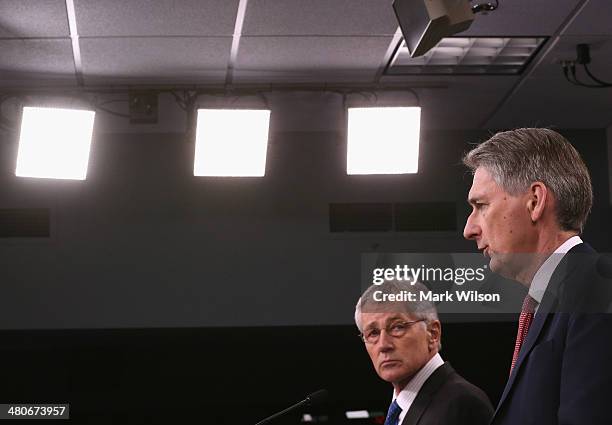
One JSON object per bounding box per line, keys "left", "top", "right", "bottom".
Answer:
{"left": 347, "top": 107, "right": 420, "bottom": 175}
{"left": 16, "top": 106, "right": 96, "bottom": 180}
{"left": 194, "top": 109, "right": 271, "bottom": 177}
{"left": 387, "top": 36, "right": 547, "bottom": 75}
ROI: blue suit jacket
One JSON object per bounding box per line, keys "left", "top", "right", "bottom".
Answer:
{"left": 492, "top": 243, "right": 612, "bottom": 425}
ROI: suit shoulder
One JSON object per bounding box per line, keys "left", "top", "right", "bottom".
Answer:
{"left": 558, "top": 251, "right": 612, "bottom": 312}
{"left": 426, "top": 372, "right": 493, "bottom": 425}
{"left": 440, "top": 372, "right": 494, "bottom": 409}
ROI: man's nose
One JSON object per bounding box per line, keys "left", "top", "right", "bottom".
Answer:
{"left": 463, "top": 212, "right": 480, "bottom": 240}
{"left": 378, "top": 330, "right": 394, "bottom": 352}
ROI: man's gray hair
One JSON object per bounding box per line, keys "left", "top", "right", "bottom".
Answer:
{"left": 355, "top": 280, "right": 441, "bottom": 349}
{"left": 463, "top": 128, "right": 592, "bottom": 233}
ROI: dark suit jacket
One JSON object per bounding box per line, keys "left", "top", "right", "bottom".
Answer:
{"left": 492, "top": 243, "right": 612, "bottom": 425}
{"left": 400, "top": 362, "right": 493, "bottom": 425}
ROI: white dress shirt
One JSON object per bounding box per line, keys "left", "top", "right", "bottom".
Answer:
{"left": 393, "top": 353, "right": 444, "bottom": 424}
{"left": 529, "top": 235, "right": 583, "bottom": 314}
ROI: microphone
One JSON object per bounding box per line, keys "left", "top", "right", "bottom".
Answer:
{"left": 254, "top": 389, "right": 328, "bottom": 425}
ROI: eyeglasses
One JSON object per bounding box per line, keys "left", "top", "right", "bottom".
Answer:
{"left": 359, "top": 319, "right": 426, "bottom": 344}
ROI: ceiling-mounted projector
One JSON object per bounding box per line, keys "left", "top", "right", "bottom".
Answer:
{"left": 393, "top": 0, "right": 475, "bottom": 57}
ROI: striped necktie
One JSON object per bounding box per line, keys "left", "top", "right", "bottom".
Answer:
{"left": 510, "top": 294, "right": 538, "bottom": 373}
{"left": 384, "top": 399, "right": 402, "bottom": 425}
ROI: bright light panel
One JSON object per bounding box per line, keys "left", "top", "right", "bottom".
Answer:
{"left": 16, "top": 106, "right": 96, "bottom": 180}
{"left": 347, "top": 107, "right": 420, "bottom": 175}
{"left": 194, "top": 109, "right": 271, "bottom": 177}
{"left": 346, "top": 410, "right": 370, "bottom": 419}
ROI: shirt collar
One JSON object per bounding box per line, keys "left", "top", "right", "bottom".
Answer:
{"left": 393, "top": 352, "right": 444, "bottom": 413}
{"left": 528, "top": 235, "right": 583, "bottom": 304}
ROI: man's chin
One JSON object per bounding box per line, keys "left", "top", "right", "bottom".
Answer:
{"left": 488, "top": 254, "right": 522, "bottom": 281}
{"left": 488, "top": 256, "right": 499, "bottom": 273}
{"left": 379, "top": 370, "right": 404, "bottom": 384}
{"left": 488, "top": 255, "right": 511, "bottom": 277}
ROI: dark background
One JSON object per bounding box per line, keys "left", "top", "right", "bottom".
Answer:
{"left": 0, "top": 323, "right": 516, "bottom": 425}
{"left": 0, "top": 125, "right": 610, "bottom": 423}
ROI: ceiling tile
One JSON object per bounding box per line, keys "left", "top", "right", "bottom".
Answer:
{"left": 417, "top": 77, "right": 519, "bottom": 129}
{"left": 75, "top": 0, "right": 239, "bottom": 36}
{"left": 0, "top": 0, "right": 69, "bottom": 37}
{"left": 486, "top": 78, "right": 612, "bottom": 129}
{"left": 80, "top": 37, "right": 232, "bottom": 84}
{"left": 0, "top": 39, "right": 75, "bottom": 75}
{"left": 234, "top": 36, "right": 392, "bottom": 83}
{"left": 564, "top": 0, "right": 612, "bottom": 36}
{"left": 462, "top": 0, "right": 582, "bottom": 36}
{"left": 486, "top": 37, "right": 612, "bottom": 129}
{"left": 243, "top": 0, "right": 398, "bottom": 36}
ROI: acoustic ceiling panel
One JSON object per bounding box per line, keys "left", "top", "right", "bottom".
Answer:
{"left": 74, "top": 0, "right": 239, "bottom": 36}
{"left": 485, "top": 38, "right": 612, "bottom": 129}
{"left": 80, "top": 37, "right": 232, "bottom": 83}
{"left": 234, "top": 36, "right": 392, "bottom": 83}
{"left": 486, "top": 79, "right": 612, "bottom": 129}
{"left": 0, "top": 39, "right": 75, "bottom": 75}
{"left": 532, "top": 35, "right": 612, "bottom": 77}
{"left": 0, "top": 0, "right": 69, "bottom": 37}
{"left": 412, "top": 77, "right": 520, "bottom": 130}
{"left": 461, "top": 0, "right": 582, "bottom": 36}
{"left": 564, "top": 0, "right": 612, "bottom": 35}
{"left": 243, "top": 0, "right": 398, "bottom": 36}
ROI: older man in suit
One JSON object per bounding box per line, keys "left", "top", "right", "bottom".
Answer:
{"left": 463, "top": 128, "right": 612, "bottom": 425}
{"left": 355, "top": 280, "right": 493, "bottom": 425}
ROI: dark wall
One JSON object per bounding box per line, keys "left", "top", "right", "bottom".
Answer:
{"left": 0, "top": 322, "right": 516, "bottom": 425}
{"left": 0, "top": 122, "right": 610, "bottom": 423}
{"left": 0, "top": 128, "right": 610, "bottom": 329}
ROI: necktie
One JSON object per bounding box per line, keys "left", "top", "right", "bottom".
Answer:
{"left": 384, "top": 399, "right": 402, "bottom": 425}
{"left": 510, "top": 294, "right": 538, "bottom": 373}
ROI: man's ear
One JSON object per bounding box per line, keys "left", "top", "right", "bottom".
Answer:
{"left": 427, "top": 320, "right": 441, "bottom": 352}
{"left": 528, "top": 182, "right": 549, "bottom": 223}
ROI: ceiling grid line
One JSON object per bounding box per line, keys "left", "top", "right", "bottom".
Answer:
{"left": 0, "top": 37, "right": 67, "bottom": 41}
{"left": 422, "top": 50, "right": 435, "bottom": 66}
{"left": 374, "top": 27, "right": 403, "bottom": 82}
{"left": 78, "top": 35, "right": 232, "bottom": 40}
{"left": 0, "top": 0, "right": 610, "bottom": 129}
{"left": 457, "top": 38, "right": 478, "bottom": 65}
{"left": 225, "top": 0, "right": 249, "bottom": 86}
{"left": 65, "top": 0, "right": 84, "bottom": 86}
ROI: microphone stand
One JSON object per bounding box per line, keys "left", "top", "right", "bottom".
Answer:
{"left": 253, "top": 390, "right": 327, "bottom": 425}
{"left": 254, "top": 399, "right": 309, "bottom": 425}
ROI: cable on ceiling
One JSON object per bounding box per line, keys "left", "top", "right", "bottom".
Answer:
{"left": 561, "top": 44, "right": 612, "bottom": 88}
{"left": 471, "top": 0, "right": 499, "bottom": 14}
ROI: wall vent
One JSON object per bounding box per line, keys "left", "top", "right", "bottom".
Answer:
{"left": 394, "top": 202, "right": 456, "bottom": 231}
{"left": 329, "top": 202, "right": 456, "bottom": 232}
{"left": 329, "top": 203, "right": 393, "bottom": 232}
{"left": 0, "top": 208, "right": 50, "bottom": 237}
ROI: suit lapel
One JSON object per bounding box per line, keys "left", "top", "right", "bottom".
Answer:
{"left": 493, "top": 243, "right": 595, "bottom": 420}
{"left": 401, "top": 362, "right": 453, "bottom": 425}
{"left": 495, "top": 292, "right": 554, "bottom": 413}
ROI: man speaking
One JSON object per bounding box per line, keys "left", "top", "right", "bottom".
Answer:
{"left": 463, "top": 128, "right": 612, "bottom": 424}
{"left": 355, "top": 280, "right": 493, "bottom": 425}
